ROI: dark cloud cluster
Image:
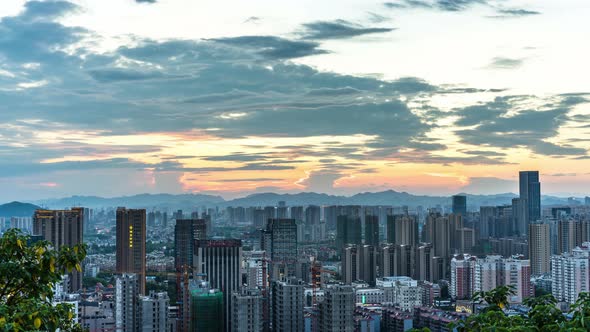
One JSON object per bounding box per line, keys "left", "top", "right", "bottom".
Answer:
{"left": 488, "top": 57, "right": 525, "bottom": 69}
{"left": 211, "top": 36, "right": 328, "bottom": 59}
{"left": 384, "top": 0, "right": 541, "bottom": 17}
{"left": 300, "top": 19, "right": 394, "bottom": 40}
{"left": 453, "top": 96, "right": 588, "bottom": 156}
{"left": 0, "top": 0, "right": 585, "bottom": 193}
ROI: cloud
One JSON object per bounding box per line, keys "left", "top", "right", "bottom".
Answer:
{"left": 384, "top": 0, "right": 483, "bottom": 12}
{"left": 88, "top": 68, "right": 171, "bottom": 82}
{"left": 453, "top": 96, "right": 589, "bottom": 156}
{"left": 215, "top": 178, "right": 282, "bottom": 182}
{"left": 488, "top": 57, "right": 525, "bottom": 69}
{"left": 0, "top": 0, "right": 586, "bottom": 199}
{"left": 367, "top": 12, "right": 391, "bottom": 24}
{"left": 300, "top": 20, "right": 395, "bottom": 40}
{"left": 210, "top": 36, "right": 328, "bottom": 59}
{"left": 548, "top": 173, "right": 577, "bottom": 177}
{"left": 297, "top": 170, "right": 343, "bottom": 193}
{"left": 493, "top": 9, "right": 541, "bottom": 18}
{"left": 202, "top": 153, "right": 268, "bottom": 162}
{"left": 385, "top": 0, "right": 539, "bottom": 17}
{"left": 436, "top": 0, "right": 485, "bottom": 12}
{"left": 243, "top": 16, "right": 261, "bottom": 24}
{"left": 21, "top": 0, "right": 80, "bottom": 21}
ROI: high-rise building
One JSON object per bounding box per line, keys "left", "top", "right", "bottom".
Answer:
{"left": 499, "top": 257, "right": 532, "bottom": 303}
{"left": 194, "top": 239, "right": 242, "bottom": 332}
{"left": 479, "top": 206, "right": 497, "bottom": 239}
{"left": 380, "top": 244, "right": 414, "bottom": 278}
{"left": 231, "top": 289, "right": 264, "bottom": 332}
{"left": 263, "top": 206, "right": 276, "bottom": 223}
{"left": 519, "top": 171, "right": 541, "bottom": 225}
{"left": 261, "top": 218, "right": 298, "bottom": 279}
{"left": 323, "top": 205, "right": 340, "bottom": 231}
{"left": 290, "top": 206, "right": 304, "bottom": 222}
{"left": 304, "top": 205, "right": 321, "bottom": 241}
{"left": 319, "top": 285, "right": 354, "bottom": 332}
{"left": 364, "top": 215, "right": 379, "bottom": 246}
{"left": 450, "top": 255, "right": 532, "bottom": 303}
{"left": 336, "top": 215, "right": 362, "bottom": 249}
{"left": 529, "top": 223, "right": 551, "bottom": 275}
{"left": 253, "top": 208, "right": 266, "bottom": 229}
{"left": 277, "top": 202, "right": 288, "bottom": 219}
{"left": 415, "top": 243, "right": 434, "bottom": 282}
{"left": 174, "top": 219, "right": 208, "bottom": 270}
{"left": 140, "top": 292, "right": 169, "bottom": 332}
{"left": 376, "top": 276, "right": 422, "bottom": 311}
{"left": 115, "top": 274, "right": 141, "bottom": 332}
{"left": 190, "top": 280, "right": 224, "bottom": 332}
{"left": 342, "top": 245, "right": 378, "bottom": 286}
{"left": 452, "top": 195, "right": 467, "bottom": 216}
{"left": 116, "top": 208, "right": 147, "bottom": 295}
{"left": 174, "top": 219, "right": 207, "bottom": 332}
{"left": 450, "top": 254, "right": 475, "bottom": 300}
{"left": 512, "top": 198, "right": 528, "bottom": 237}
{"left": 558, "top": 219, "right": 577, "bottom": 254}
{"left": 424, "top": 213, "right": 451, "bottom": 259}
{"left": 386, "top": 215, "right": 419, "bottom": 246}
{"left": 271, "top": 277, "right": 304, "bottom": 332}
{"left": 33, "top": 208, "right": 84, "bottom": 292}
{"left": 552, "top": 244, "right": 590, "bottom": 304}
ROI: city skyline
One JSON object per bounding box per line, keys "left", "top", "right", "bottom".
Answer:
{"left": 1, "top": 0, "right": 590, "bottom": 201}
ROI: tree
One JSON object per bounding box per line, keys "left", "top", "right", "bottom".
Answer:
{"left": 452, "top": 286, "right": 590, "bottom": 331}
{"left": 0, "top": 229, "right": 87, "bottom": 331}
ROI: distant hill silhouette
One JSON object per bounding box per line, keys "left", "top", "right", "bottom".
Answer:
{"left": 0, "top": 201, "right": 41, "bottom": 217}
{"left": 33, "top": 193, "right": 224, "bottom": 210}
{"left": 27, "top": 190, "right": 579, "bottom": 210}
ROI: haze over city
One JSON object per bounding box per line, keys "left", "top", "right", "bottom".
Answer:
{"left": 1, "top": 0, "right": 589, "bottom": 202}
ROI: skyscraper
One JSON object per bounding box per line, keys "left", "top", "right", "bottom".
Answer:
{"left": 271, "top": 277, "right": 304, "bottom": 332}
{"left": 558, "top": 219, "right": 577, "bottom": 255}
{"left": 319, "top": 285, "right": 355, "bottom": 332}
{"left": 261, "top": 218, "right": 298, "bottom": 279}
{"left": 116, "top": 208, "right": 147, "bottom": 295}
{"left": 364, "top": 215, "right": 379, "bottom": 246}
{"left": 529, "top": 223, "right": 550, "bottom": 275}
{"left": 336, "top": 215, "right": 362, "bottom": 249}
{"left": 519, "top": 171, "right": 541, "bottom": 225}
{"left": 305, "top": 205, "right": 321, "bottom": 241}
{"left": 380, "top": 244, "right": 414, "bottom": 278}
{"left": 194, "top": 239, "right": 242, "bottom": 332}
{"left": 174, "top": 218, "right": 208, "bottom": 331}
{"left": 552, "top": 246, "right": 590, "bottom": 304}
{"left": 512, "top": 198, "right": 528, "bottom": 237}
{"left": 140, "top": 292, "right": 169, "bottom": 332}
{"left": 452, "top": 195, "right": 467, "bottom": 216}
{"left": 386, "top": 215, "right": 418, "bottom": 245}
{"left": 190, "top": 280, "right": 224, "bottom": 332}
{"left": 115, "top": 274, "right": 141, "bottom": 332}
{"left": 479, "top": 206, "right": 497, "bottom": 239}
{"left": 33, "top": 208, "right": 84, "bottom": 292}
{"left": 342, "top": 245, "right": 378, "bottom": 286}
{"left": 174, "top": 219, "right": 208, "bottom": 270}
{"left": 424, "top": 213, "right": 451, "bottom": 259}
{"left": 231, "top": 289, "right": 264, "bottom": 332}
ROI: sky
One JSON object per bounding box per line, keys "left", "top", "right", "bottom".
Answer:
{"left": 0, "top": 0, "right": 589, "bottom": 201}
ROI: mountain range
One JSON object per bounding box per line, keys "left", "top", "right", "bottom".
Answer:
{"left": 0, "top": 202, "right": 42, "bottom": 217}
{"left": 3, "top": 190, "right": 579, "bottom": 211}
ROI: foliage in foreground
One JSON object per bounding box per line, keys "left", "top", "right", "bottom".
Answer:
{"left": 450, "top": 285, "right": 590, "bottom": 331}
{"left": 0, "top": 229, "right": 87, "bottom": 331}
